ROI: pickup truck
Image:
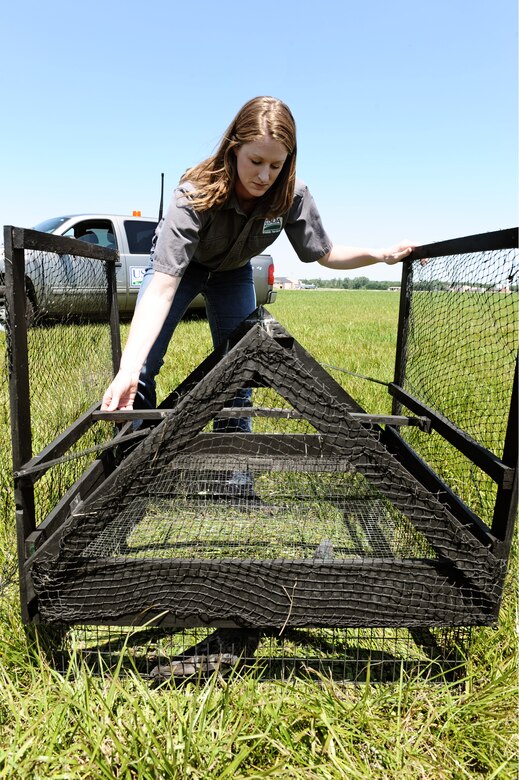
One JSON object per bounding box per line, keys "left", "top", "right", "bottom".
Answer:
{"left": 0, "top": 213, "right": 277, "bottom": 321}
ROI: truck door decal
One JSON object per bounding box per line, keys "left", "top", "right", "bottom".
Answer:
{"left": 130, "top": 267, "right": 146, "bottom": 287}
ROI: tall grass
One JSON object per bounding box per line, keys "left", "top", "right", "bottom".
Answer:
{"left": 0, "top": 290, "right": 517, "bottom": 779}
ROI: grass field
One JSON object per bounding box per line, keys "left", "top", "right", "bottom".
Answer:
{"left": 0, "top": 290, "right": 517, "bottom": 779}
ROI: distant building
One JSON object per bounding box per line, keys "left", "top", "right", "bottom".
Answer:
{"left": 388, "top": 286, "right": 401, "bottom": 292}
{"left": 274, "top": 277, "right": 300, "bottom": 290}
{"left": 449, "top": 285, "right": 486, "bottom": 293}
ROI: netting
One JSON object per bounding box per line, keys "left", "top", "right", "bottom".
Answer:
{"left": 42, "top": 624, "right": 472, "bottom": 683}
{"left": 2, "top": 247, "right": 114, "bottom": 325}
{"left": 2, "top": 241, "right": 116, "bottom": 524}
{"left": 4, "top": 229, "right": 516, "bottom": 680}
{"left": 81, "top": 458, "right": 436, "bottom": 562}
{"left": 399, "top": 247, "right": 518, "bottom": 524}
{"left": 30, "top": 320, "right": 503, "bottom": 628}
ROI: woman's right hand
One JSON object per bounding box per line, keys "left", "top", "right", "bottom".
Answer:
{"left": 101, "top": 368, "right": 140, "bottom": 411}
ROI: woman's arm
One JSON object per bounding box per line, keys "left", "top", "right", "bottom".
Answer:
{"left": 318, "top": 241, "right": 414, "bottom": 271}
{"left": 101, "top": 271, "right": 181, "bottom": 411}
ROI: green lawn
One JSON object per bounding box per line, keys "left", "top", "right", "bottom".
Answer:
{"left": 0, "top": 290, "right": 517, "bottom": 779}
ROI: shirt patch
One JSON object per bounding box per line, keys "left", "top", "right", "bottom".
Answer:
{"left": 262, "top": 217, "right": 283, "bottom": 235}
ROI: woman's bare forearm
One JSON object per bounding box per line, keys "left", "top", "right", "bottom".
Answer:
{"left": 101, "top": 271, "right": 180, "bottom": 410}
{"left": 318, "top": 241, "right": 414, "bottom": 271}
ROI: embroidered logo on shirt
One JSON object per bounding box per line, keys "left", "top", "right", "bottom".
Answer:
{"left": 262, "top": 217, "right": 283, "bottom": 235}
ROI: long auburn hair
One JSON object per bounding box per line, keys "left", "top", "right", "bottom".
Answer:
{"left": 180, "top": 96, "right": 297, "bottom": 217}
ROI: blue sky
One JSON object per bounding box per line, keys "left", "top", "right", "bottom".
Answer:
{"left": 1, "top": 0, "right": 517, "bottom": 280}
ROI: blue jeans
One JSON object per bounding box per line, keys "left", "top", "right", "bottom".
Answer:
{"left": 135, "top": 260, "right": 256, "bottom": 432}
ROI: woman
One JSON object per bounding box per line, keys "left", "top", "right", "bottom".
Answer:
{"left": 101, "top": 96, "right": 413, "bottom": 413}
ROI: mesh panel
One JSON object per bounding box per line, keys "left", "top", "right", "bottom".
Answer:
{"left": 81, "top": 457, "right": 436, "bottom": 561}
{"left": 4, "top": 231, "right": 515, "bottom": 658}
{"left": 30, "top": 323, "right": 503, "bottom": 628}
{"left": 42, "top": 624, "right": 472, "bottom": 683}
{"left": 399, "top": 248, "right": 518, "bottom": 524}
{"left": 3, "top": 241, "right": 115, "bottom": 524}
{"left": 27, "top": 316, "right": 113, "bottom": 525}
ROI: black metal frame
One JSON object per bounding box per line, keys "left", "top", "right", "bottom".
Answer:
{"left": 3, "top": 226, "right": 122, "bottom": 620}
{"left": 4, "top": 226, "right": 518, "bottom": 632}
{"left": 385, "top": 228, "right": 518, "bottom": 565}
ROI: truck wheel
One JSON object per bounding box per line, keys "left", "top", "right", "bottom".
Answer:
{"left": 0, "top": 286, "right": 36, "bottom": 329}
{"left": 0, "top": 285, "right": 5, "bottom": 331}
{"left": 25, "top": 295, "right": 36, "bottom": 327}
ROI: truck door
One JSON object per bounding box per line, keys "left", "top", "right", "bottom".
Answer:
{"left": 61, "top": 219, "right": 127, "bottom": 314}
{"left": 121, "top": 219, "right": 158, "bottom": 315}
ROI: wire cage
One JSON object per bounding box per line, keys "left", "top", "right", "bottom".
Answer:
{"left": 37, "top": 624, "right": 472, "bottom": 683}
{"left": 4, "top": 226, "right": 518, "bottom": 682}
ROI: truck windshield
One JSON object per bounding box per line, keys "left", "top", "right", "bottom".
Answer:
{"left": 33, "top": 216, "right": 73, "bottom": 233}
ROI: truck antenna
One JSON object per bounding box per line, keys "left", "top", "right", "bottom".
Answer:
{"left": 158, "top": 173, "right": 165, "bottom": 222}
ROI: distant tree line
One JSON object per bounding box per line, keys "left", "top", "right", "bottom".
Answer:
{"left": 299, "top": 277, "right": 400, "bottom": 290}
{"left": 300, "top": 278, "right": 519, "bottom": 292}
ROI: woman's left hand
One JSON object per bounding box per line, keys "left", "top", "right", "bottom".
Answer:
{"left": 379, "top": 241, "right": 415, "bottom": 265}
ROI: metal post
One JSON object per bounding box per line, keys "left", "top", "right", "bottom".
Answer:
{"left": 391, "top": 257, "right": 413, "bottom": 415}
{"left": 105, "top": 253, "right": 122, "bottom": 375}
{"left": 491, "top": 358, "right": 518, "bottom": 550}
{"left": 3, "top": 226, "right": 36, "bottom": 621}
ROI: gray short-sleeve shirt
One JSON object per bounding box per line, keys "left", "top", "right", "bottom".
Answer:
{"left": 151, "top": 178, "right": 333, "bottom": 277}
